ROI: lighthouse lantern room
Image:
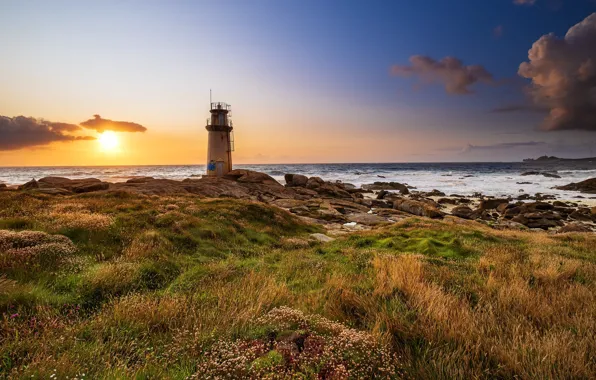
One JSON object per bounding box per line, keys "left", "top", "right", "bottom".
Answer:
{"left": 205, "top": 101, "right": 234, "bottom": 177}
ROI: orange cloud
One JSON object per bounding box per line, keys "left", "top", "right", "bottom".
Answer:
{"left": 391, "top": 56, "right": 494, "bottom": 95}
{"left": 80, "top": 114, "right": 147, "bottom": 133}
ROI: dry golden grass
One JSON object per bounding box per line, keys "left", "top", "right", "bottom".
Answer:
{"left": 1, "top": 192, "right": 595, "bottom": 379}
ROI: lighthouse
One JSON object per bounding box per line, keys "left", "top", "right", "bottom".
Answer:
{"left": 205, "top": 101, "right": 234, "bottom": 176}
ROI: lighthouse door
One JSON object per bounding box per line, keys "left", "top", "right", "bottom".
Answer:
{"left": 215, "top": 160, "right": 225, "bottom": 177}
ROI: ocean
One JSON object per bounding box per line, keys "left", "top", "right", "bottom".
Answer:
{"left": 1, "top": 162, "right": 595, "bottom": 200}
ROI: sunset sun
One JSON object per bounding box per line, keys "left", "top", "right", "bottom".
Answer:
{"left": 98, "top": 131, "right": 119, "bottom": 151}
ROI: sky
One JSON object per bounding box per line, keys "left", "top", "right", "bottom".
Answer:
{"left": 1, "top": 0, "right": 596, "bottom": 165}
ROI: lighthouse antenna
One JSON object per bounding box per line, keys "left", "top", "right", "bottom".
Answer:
{"left": 209, "top": 89, "right": 212, "bottom": 105}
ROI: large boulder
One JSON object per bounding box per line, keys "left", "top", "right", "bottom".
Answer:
{"left": 126, "top": 177, "right": 155, "bottom": 183}
{"left": 393, "top": 199, "right": 443, "bottom": 219}
{"left": 362, "top": 182, "right": 409, "bottom": 194}
{"left": 556, "top": 178, "right": 596, "bottom": 193}
{"left": 511, "top": 211, "right": 564, "bottom": 230}
{"left": 284, "top": 174, "right": 308, "bottom": 187}
{"left": 451, "top": 205, "right": 475, "bottom": 220}
{"left": 0, "top": 183, "right": 7, "bottom": 189}
{"left": 72, "top": 181, "right": 109, "bottom": 193}
{"left": 37, "top": 177, "right": 109, "bottom": 193}
{"left": 557, "top": 222, "right": 593, "bottom": 233}
{"left": 19, "top": 179, "right": 39, "bottom": 190}
{"left": 478, "top": 199, "right": 509, "bottom": 211}
{"left": 346, "top": 213, "right": 388, "bottom": 226}
{"left": 521, "top": 171, "right": 561, "bottom": 178}
{"left": 305, "top": 177, "right": 325, "bottom": 190}
{"left": 224, "top": 170, "right": 280, "bottom": 185}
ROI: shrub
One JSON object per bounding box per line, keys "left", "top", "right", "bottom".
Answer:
{"left": 190, "top": 306, "right": 402, "bottom": 379}
{"left": 0, "top": 230, "right": 76, "bottom": 272}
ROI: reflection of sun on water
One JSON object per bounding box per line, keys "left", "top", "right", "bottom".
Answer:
{"left": 98, "top": 131, "right": 119, "bottom": 151}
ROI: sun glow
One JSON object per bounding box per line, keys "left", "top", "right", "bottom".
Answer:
{"left": 98, "top": 131, "right": 119, "bottom": 151}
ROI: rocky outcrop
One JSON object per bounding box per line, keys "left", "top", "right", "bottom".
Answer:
{"left": 557, "top": 222, "right": 593, "bottom": 233}
{"left": 451, "top": 205, "right": 475, "bottom": 220}
{"left": 478, "top": 199, "right": 508, "bottom": 211}
{"left": 309, "top": 233, "right": 335, "bottom": 242}
{"left": 19, "top": 179, "right": 39, "bottom": 190}
{"left": 393, "top": 199, "right": 443, "bottom": 219}
{"left": 284, "top": 174, "right": 308, "bottom": 187}
{"left": 126, "top": 177, "right": 155, "bottom": 183}
{"left": 362, "top": 182, "right": 409, "bottom": 194}
{"left": 224, "top": 170, "right": 279, "bottom": 185}
{"left": 521, "top": 171, "right": 561, "bottom": 178}
{"left": 34, "top": 177, "right": 110, "bottom": 194}
{"left": 556, "top": 178, "right": 596, "bottom": 194}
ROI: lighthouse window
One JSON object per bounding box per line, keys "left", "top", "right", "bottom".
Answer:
{"left": 218, "top": 114, "right": 224, "bottom": 125}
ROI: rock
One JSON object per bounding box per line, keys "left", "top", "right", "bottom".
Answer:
{"left": 553, "top": 201, "right": 568, "bottom": 207}
{"left": 569, "top": 210, "right": 592, "bottom": 222}
{"left": 0, "top": 183, "right": 6, "bottom": 189}
{"left": 346, "top": 213, "right": 387, "bottom": 226}
{"left": 556, "top": 178, "right": 596, "bottom": 193}
{"left": 377, "top": 190, "right": 390, "bottom": 199}
{"left": 225, "top": 169, "right": 280, "bottom": 185}
{"left": 34, "top": 188, "right": 72, "bottom": 195}
{"left": 362, "top": 182, "right": 409, "bottom": 194}
{"left": 451, "top": 205, "right": 475, "bottom": 220}
{"left": 393, "top": 199, "right": 443, "bottom": 219}
{"left": 126, "top": 177, "right": 155, "bottom": 183}
{"left": 36, "top": 177, "right": 109, "bottom": 194}
{"left": 370, "top": 199, "right": 392, "bottom": 208}
{"left": 316, "top": 183, "right": 352, "bottom": 198}
{"left": 521, "top": 171, "right": 561, "bottom": 178}
{"left": 496, "top": 203, "right": 510, "bottom": 214}
{"left": 437, "top": 198, "right": 458, "bottom": 205}
{"left": 72, "top": 181, "right": 110, "bottom": 193}
{"left": 19, "top": 179, "right": 39, "bottom": 190}
{"left": 517, "top": 194, "right": 532, "bottom": 200}
{"left": 425, "top": 189, "right": 446, "bottom": 197}
{"left": 592, "top": 206, "right": 596, "bottom": 216}
{"left": 305, "top": 177, "right": 325, "bottom": 190}
{"left": 493, "top": 220, "right": 528, "bottom": 230}
{"left": 557, "top": 222, "right": 593, "bottom": 233}
{"left": 516, "top": 181, "right": 533, "bottom": 185}
{"left": 479, "top": 199, "right": 508, "bottom": 211}
{"left": 284, "top": 173, "right": 308, "bottom": 187}
{"left": 512, "top": 212, "right": 562, "bottom": 230}
{"left": 309, "top": 233, "right": 335, "bottom": 242}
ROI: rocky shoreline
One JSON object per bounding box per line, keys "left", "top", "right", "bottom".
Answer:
{"left": 2, "top": 170, "right": 595, "bottom": 234}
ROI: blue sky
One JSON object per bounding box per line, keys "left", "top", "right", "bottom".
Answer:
{"left": 1, "top": 0, "right": 596, "bottom": 164}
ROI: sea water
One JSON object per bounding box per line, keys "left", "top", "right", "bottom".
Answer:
{"left": 1, "top": 162, "right": 595, "bottom": 199}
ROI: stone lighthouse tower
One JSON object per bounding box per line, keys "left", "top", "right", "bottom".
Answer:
{"left": 205, "top": 101, "right": 234, "bottom": 176}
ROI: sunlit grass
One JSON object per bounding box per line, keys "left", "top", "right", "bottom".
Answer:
{"left": 0, "top": 191, "right": 594, "bottom": 378}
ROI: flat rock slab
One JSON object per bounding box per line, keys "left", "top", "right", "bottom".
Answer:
{"left": 309, "top": 233, "right": 335, "bottom": 242}
{"left": 346, "top": 213, "right": 388, "bottom": 226}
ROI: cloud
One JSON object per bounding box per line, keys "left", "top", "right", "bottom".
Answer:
{"left": 514, "top": 0, "right": 536, "bottom": 5}
{"left": 462, "top": 141, "right": 546, "bottom": 153}
{"left": 490, "top": 104, "right": 547, "bottom": 113}
{"left": 80, "top": 115, "right": 147, "bottom": 133}
{"left": 494, "top": 25, "right": 504, "bottom": 38}
{"left": 0, "top": 116, "right": 95, "bottom": 151}
{"left": 391, "top": 56, "right": 494, "bottom": 94}
{"left": 518, "top": 13, "right": 596, "bottom": 131}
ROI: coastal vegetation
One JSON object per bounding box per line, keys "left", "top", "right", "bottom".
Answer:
{"left": 1, "top": 190, "right": 595, "bottom": 379}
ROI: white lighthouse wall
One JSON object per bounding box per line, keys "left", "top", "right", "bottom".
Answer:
{"left": 206, "top": 131, "right": 232, "bottom": 175}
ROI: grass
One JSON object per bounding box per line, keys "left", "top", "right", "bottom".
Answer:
{"left": 0, "top": 191, "right": 595, "bottom": 379}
